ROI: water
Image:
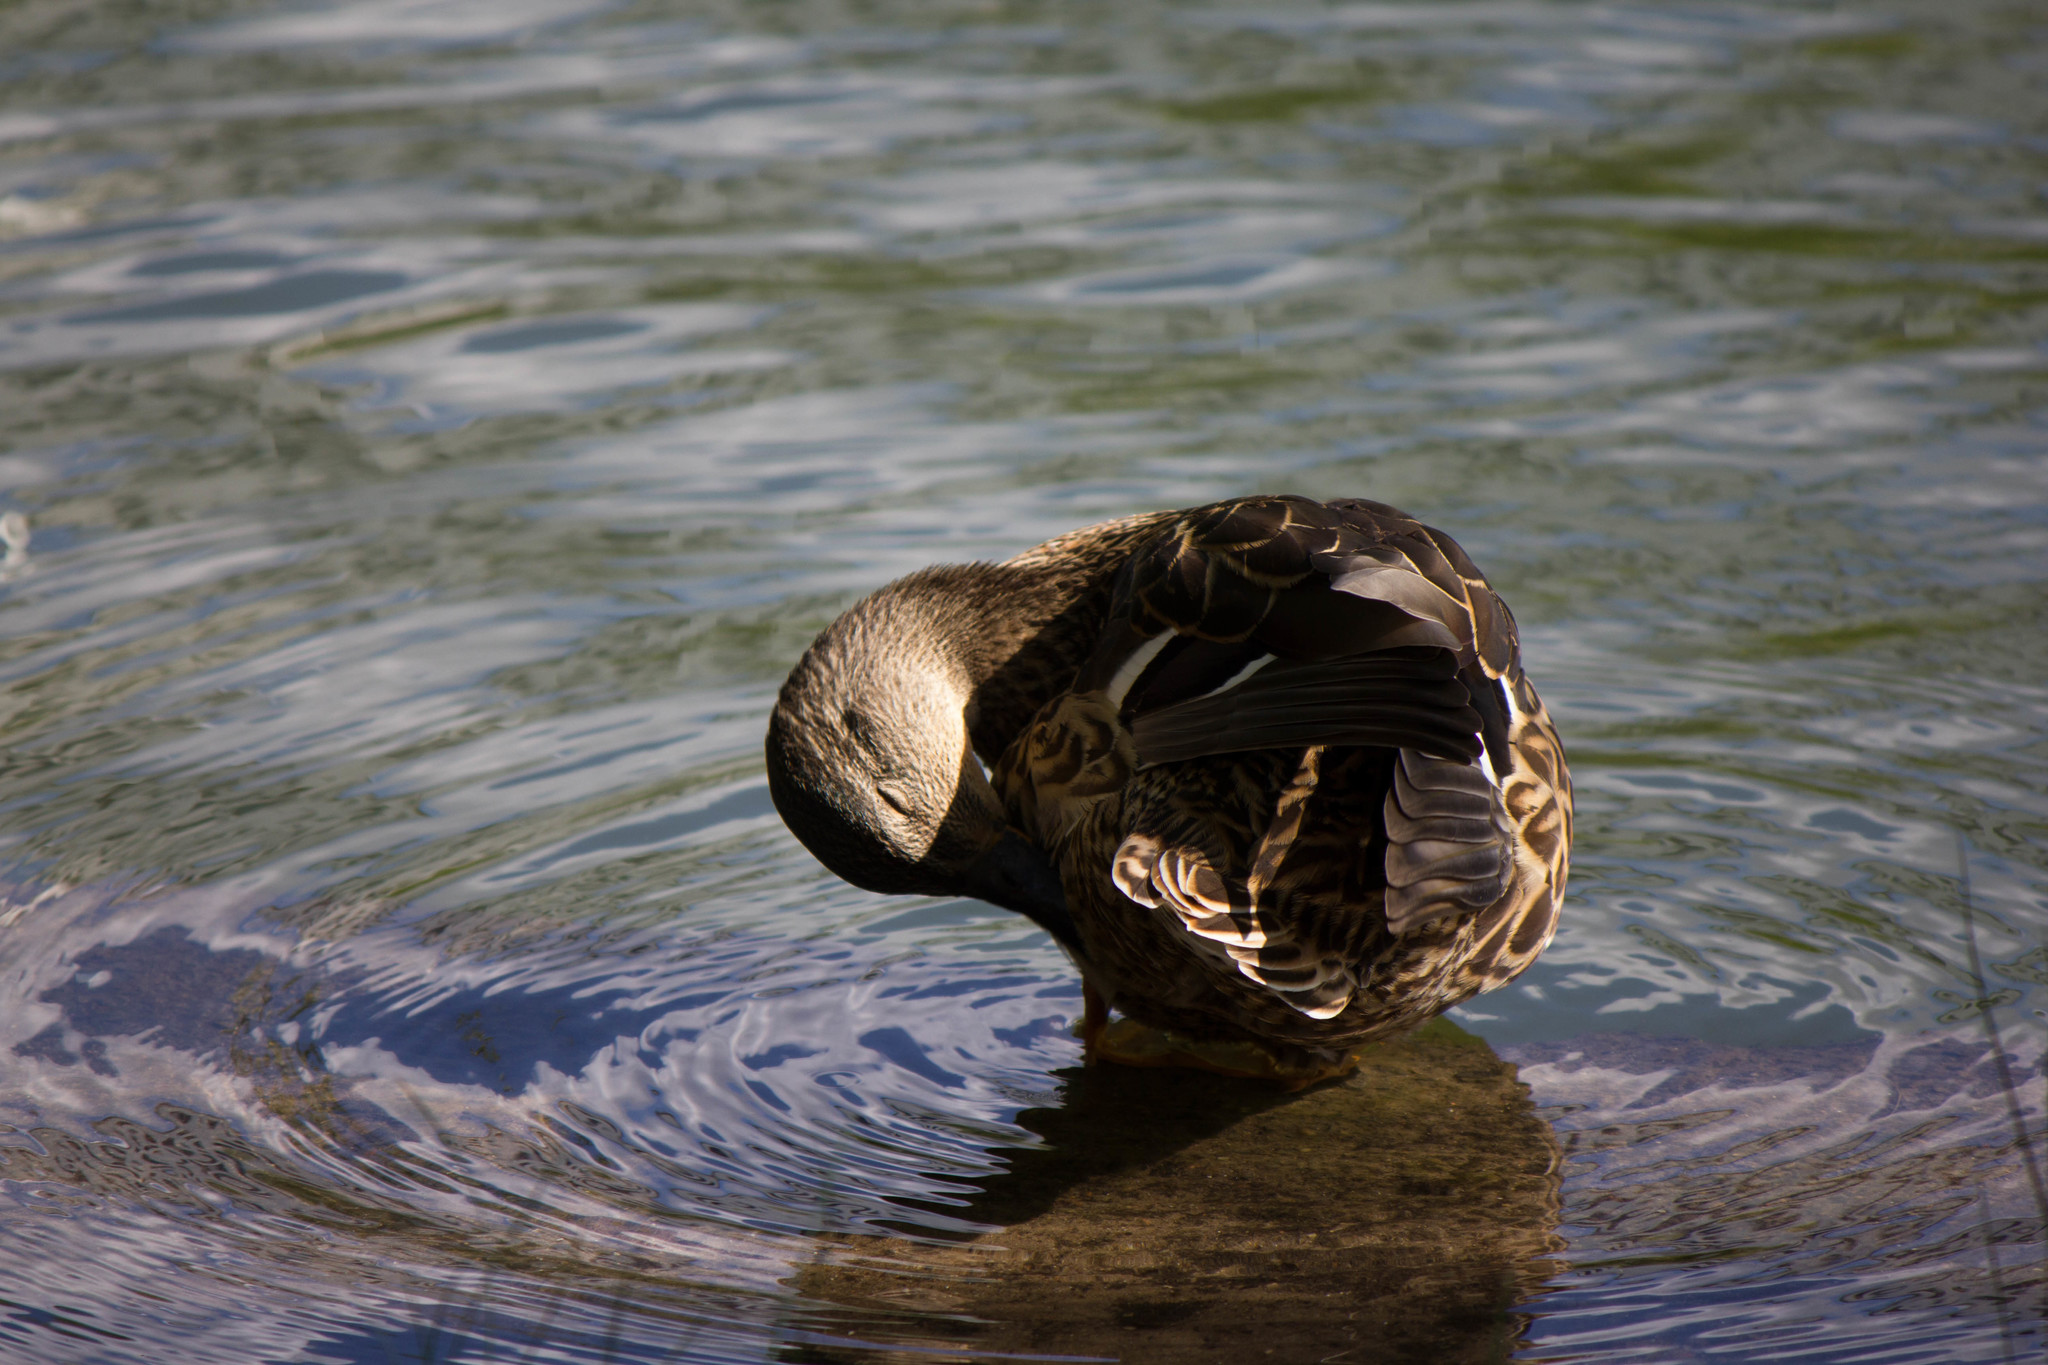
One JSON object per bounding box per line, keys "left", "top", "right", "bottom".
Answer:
{"left": 0, "top": 0, "right": 2043, "bottom": 1360}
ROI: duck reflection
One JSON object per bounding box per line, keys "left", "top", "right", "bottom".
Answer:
{"left": 796, "top": 1020, "right": 1561, "bottom": 1364}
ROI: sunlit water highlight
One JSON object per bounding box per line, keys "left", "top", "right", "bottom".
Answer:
{"left": 0, "top": 1, "right": 2044, "bottom": 1361}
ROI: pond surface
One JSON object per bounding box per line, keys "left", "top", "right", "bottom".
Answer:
{"left": 1, "top": 1, "right": 2045, "bottom": 1361}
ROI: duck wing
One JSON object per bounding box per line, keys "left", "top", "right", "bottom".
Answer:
{"left": 1081, "top": 495, "right": 1569, "bottom": 1017}
{"left": 1077, "top": 494, "right": 1509, "bottom": 755}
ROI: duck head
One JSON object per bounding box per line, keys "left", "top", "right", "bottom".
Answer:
{"left": 764, "top": 572, "right": 1079, "bottom": 953}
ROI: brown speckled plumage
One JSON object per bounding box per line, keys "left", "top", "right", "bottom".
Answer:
{"left": 767, "top": 495, "right": 1571, "bottom": 1073}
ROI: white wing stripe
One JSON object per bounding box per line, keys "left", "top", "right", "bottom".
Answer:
{"left": 1103, "top": 630, "right": 1174, "bottom": 706}
{"left": 1193, "top": 651, "right": 1276, "bottom": 701}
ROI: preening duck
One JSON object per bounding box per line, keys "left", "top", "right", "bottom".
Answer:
{"left": 765, "top": 495, "right": 1570, "bottom": 1085}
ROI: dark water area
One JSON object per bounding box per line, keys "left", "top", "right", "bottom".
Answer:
{"left": 0, "top": 1, "right": 2044, "bottom": 1361}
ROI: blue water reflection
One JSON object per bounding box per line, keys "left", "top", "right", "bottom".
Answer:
{"left": 71, "top": 270, "right": 411, "bottom": 322}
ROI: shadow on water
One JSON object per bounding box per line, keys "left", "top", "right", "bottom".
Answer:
{"left": 796, "top": 1020, "right": 1560, "bottom": 1364}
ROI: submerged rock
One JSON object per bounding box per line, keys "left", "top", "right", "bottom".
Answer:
{"left": 798, "top": 1019, "right": 1559, "bottom": 1363}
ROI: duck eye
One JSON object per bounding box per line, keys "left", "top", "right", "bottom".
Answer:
{"left": 875, "top": 784, "right": 915, "bottom": 817}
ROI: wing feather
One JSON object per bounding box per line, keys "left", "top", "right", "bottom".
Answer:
{"left": 1130, "top": 648, "right": 1482, "bottom": 768}
{"left": 1383, "top": 749, "right": 1514, "bottom": 933}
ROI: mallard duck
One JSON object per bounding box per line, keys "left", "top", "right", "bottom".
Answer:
{"left": 766, "top": 495, "right": 1570, "bottom": 1085}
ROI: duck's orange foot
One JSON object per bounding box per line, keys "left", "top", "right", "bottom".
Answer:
{"left": 1088, "top": 1016, "right": 1360, "bottom": 1091}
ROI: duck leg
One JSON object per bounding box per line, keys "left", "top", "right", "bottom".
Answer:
{"left": 1078, "top": 980, "right": 1110, "bottom": 1061}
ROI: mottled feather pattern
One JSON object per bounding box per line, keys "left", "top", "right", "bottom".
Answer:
{"left": 995, "top": 495, "right": 1572, "bottom": 1064}
{"left": 994, "top": 691, "right": 1137, "bottom": 843}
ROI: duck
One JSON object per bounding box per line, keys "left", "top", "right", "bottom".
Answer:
{"left": 765, "top": 495, "right": 1570, "bottom": 1086}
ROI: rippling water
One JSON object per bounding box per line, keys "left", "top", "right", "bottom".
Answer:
{"left": 1, "top": 1, "right": 2044, "bottom": 1361}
